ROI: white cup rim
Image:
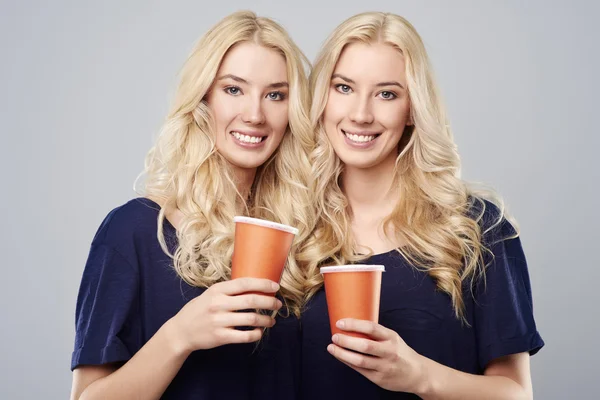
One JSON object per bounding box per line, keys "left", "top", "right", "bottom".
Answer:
{"left": 233, "top": 216, "right": 299, "bottom": 235}
{"left": 320, "top": 264, "right": 385, "bottom": 274}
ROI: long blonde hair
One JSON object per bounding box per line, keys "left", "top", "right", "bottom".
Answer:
{"left": 138, "top": 11, "right": 313, "bottom": 317}
{"left": 303, "top": 12, "right": 516, "bottom": 320}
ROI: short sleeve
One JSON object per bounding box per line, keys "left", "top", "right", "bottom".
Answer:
{"left": 71, "top": 243, "right": 141, "bottom": 370}
{"left": 473, "top": 219, "right": 544, "bottom": 370}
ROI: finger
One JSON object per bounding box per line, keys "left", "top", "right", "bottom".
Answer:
{"left": 216, "top": 278, "right": 279, "bottom": 295}
{"left": 217, "top": 327, "right": 263, "bottom": 344}
{"left": 332, "top": 333, "right": 387, "bottom": 357}
{"left": 336, "top": 319, "right": 391, "bottom": 341}
{"left": 327, "top": 344, "right": 380, "bottom": 371}
{"left": 225, "top": 294, "right": 282, "bottom": 312}
{"left": 216, "top": 311, "right": 276, "bottom": 328}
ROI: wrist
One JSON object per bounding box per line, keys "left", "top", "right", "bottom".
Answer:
{"left": 413, "top": 354, "right": 438, "bottom": 399}
{"left": 161, "top": 317, "right": 192, "bottom": 359}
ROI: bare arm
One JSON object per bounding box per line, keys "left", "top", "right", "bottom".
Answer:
{"left": 70, "top": 278, "right": 281, "bottom": 400}
{"left": 328, "top": 319, "right": 534, "bottom": 400}
{"left": 417, "top": 352, "right": 533, "bottom": 400}
{"left": 70, "top": 320, "right": 187, "bottom": 400}
{"left": 70, "top": 364, "right": 119, "bottom": 400}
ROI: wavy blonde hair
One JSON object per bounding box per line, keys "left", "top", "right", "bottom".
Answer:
{"left": 303, "top": 12, "right": 517, "bottom": 320}
{"left": 137, "top": 11, "right": 313, "bottom": 317}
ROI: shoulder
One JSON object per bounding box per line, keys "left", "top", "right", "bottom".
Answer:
{"left": 91, "top": 197, "right": 164, "bottom": 251}
{"left": 466, "top": 196, "right": 518, "bottom": 245}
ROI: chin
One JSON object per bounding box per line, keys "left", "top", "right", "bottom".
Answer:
{"left": 336, "top": 153, "right": 376, "bottom": 169}
{"left": 217, "top": 146, "right": 270, "bottom": 170}
{"left": 345, "top": 162, "right": 378, "bottom": 169}
{"left": 228, "top": 156, "right": 269, "bottom": 170}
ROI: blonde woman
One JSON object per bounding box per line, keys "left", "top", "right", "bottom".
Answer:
{"left": 70, "top": 11, "right": 312, "bottom": 400}
{"left": 301, "top": 12, "right": 544, "bottom": 399}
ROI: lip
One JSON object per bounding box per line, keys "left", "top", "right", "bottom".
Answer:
{"left": 343, "top": 130, "right": 380, "bottom": 136}
{"left": 230, "top": 130, "right": 268, "bottom": 149}
{"left": 341, "top": 129, "right": 380, "bottom": 149}
{"left": 231, "top": 130, "right": 268, "bottom": 138}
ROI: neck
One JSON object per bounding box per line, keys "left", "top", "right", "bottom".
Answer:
{"left": 231, "top": 165, "right": 257, "bottom": 201}
{"left": 341, "top": 152, "right": 398, "bottom": 219}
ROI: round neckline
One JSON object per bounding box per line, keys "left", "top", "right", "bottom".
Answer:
{"left": 357, "top": 248, "right": 403, "bottom": 261}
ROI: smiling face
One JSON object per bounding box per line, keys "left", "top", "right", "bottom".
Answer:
{"left": 323, "top": 42, "right": 412, "bottom": 170}
{"left": 206, "top": 42, "right": 290, "bottom": 172}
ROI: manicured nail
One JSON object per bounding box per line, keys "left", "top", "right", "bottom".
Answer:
{"left": 271, "top": 282, "right": 280, "bottom": 291}
{"left": 276, "top": 300, "right": 283, "bottom": 308}
{"left": 327, "top": 344, "right": 334, "bottom": 353}
{"left": 332, "top": 334, "right": 339, "bottom": 343}
{"left": 336, "top": 320, "right": 345, "bottom": 329}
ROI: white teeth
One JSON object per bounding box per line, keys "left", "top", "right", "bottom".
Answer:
{"left": 231, "top": 132, "right": 263, "bottom": 144}
{"left": 344, "top": 131, "right": 377, "bottom": 143}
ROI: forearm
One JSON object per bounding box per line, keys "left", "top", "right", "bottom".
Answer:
{"left": 416, "top": 357, "right": 532, "bottom": 400}
{"left": 79, "top": 319, "right": 190, "bottom": 400}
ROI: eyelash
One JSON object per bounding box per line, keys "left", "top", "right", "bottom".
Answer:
{"left": 334, "top": 84, "right": 398, "bottom": 100}
{"left": 267, "top": 92, "right": 286, "bottom": 101}
{"left": 224, "top": 86, "right": 286, "bottom": 101}
{"left": 225, "top": 86, "right": 242, "bottom": 96}
{"left": 378, "top": 91, "right": 397, "bottom": 100}
{"left": 335, "top": 84, "right": 352, "bottom": 94}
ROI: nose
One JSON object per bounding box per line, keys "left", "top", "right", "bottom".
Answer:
{"left": 349, "top": 96, "right": 374, "bottom": 125}
{"left": 241, "top": 96, "right": 266, "bottom": 125}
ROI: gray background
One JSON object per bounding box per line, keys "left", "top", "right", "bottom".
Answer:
{"left": 1, "top": 0, "right": 598, "bottom": 398}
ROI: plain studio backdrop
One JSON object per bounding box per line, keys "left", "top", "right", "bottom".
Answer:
{"left": 1, "top": 0, "right": 598, "bottom": 398}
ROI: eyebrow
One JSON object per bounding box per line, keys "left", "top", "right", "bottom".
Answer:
{"left": 376, "top": 81, "right": 404, "bottom": 89}
{"left": 217, "top": 74, "right": 288, "bottom": 89}
{"left": 267, "top": 81, "right": 289, "bottom": 89}
{"left": 332, "top": 73, "right": 355, "bottom": 84}
{"left": 332, "top": 73, "right": 405, "bottom": 89}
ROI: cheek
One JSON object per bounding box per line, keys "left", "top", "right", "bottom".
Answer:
{"left": 268, "top": 105, "right": 289, "bottom": 136}
{"left": 209, "top": 95, "right": 235, "bottom": 127}
{"left": 323, "top": 98, "right": 344, "bottom": 132}
{"left": 378, "top": 102, "right": 410, "bottom": 130}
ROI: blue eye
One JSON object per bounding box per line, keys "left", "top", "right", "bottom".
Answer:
{"left": 335, "top": 84, "right": 352, "bottom": 94}
{"left": 267, "top": 92, "right": 286, "bottom": 101}
{"left": 378, "top": 91, "right": 397, "bottom": 100}
{"left": 225, "top": 86, "right": 242, "bottom": 95}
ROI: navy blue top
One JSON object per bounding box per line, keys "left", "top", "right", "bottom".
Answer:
{"left": 72, "top": 198, "right": 301, "bottom": 399}
{"left": 300, "top": 201, "right": 544, "bottom": 399}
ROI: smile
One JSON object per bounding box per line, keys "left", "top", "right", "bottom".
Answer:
{"left": 342, "top": 130, "right": 381, "bottom": 146}
{"left": 230, "top": 131, "right": 267, "bottom": 145}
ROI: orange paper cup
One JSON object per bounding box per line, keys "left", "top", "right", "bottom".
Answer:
{"left": 321, "top": 265, "right": 385, "bottom": 338}
{"left": 231, "top": 216, "right": 298, "bottom": 294}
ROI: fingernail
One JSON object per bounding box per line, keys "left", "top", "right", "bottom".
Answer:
{"left": 277, "top": 300, "right": 283, "bottom": 308}
{"left": 271, "top": 282, "right": 280, "bottom": 291}
{"left": 336, "top": 320, "right": 345, "bottom": 329}
{"left": 327, "top": 344, "right": 334, "bottom": 353}
{"left": 332, "top": 334, "right": 339, "bottom": 343}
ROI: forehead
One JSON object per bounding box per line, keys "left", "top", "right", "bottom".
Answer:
{"left": 218, "top": 42, "right": 288, "bottom": 83}
{"left": 333, "top": 42, "right": 406, "bottom": 85}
